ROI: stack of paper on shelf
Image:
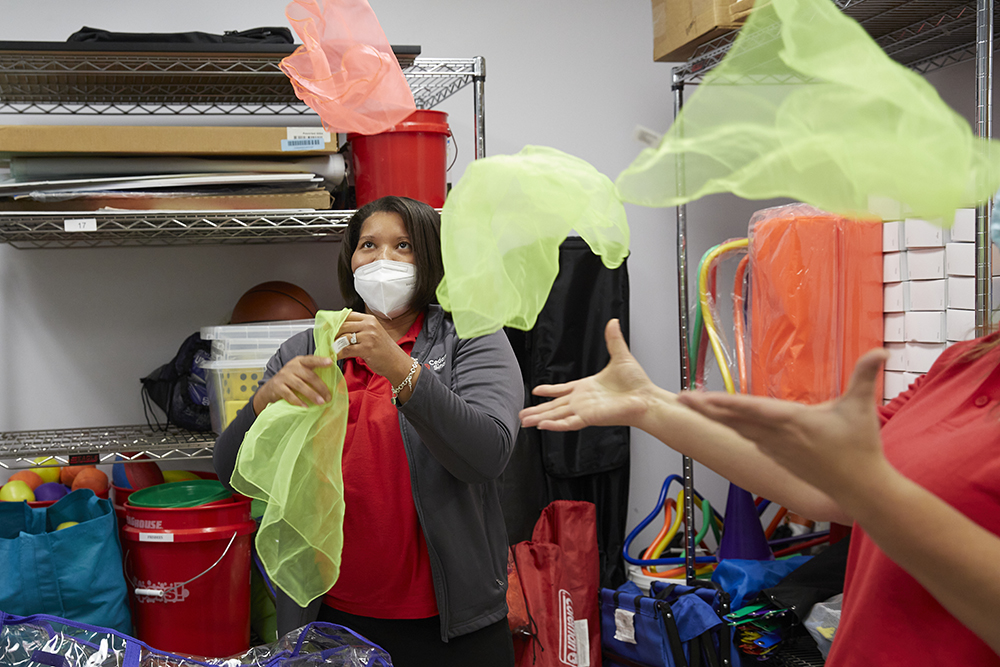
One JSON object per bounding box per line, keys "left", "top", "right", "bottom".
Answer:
{"left": 0, "top": 126, "right": 344, "bottom": 212}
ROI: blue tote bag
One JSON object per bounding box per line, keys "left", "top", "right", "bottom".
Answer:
{"left": 0, "top": 489, "right": 131, "bottom": 633}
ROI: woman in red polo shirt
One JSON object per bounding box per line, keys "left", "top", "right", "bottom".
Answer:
{"left": 520, "top": 318, "right": 1000, "bottom": 665}
{"left": 215, "top": 196, "right": 523, "bottom": 667}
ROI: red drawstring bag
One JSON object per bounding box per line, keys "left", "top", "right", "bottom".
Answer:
{"left": 509, "top": 500, "right": 601, "bottom": 667}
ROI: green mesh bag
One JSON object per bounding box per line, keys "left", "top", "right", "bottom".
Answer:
{"left": 437, "top": 145, "right": 630, "bottom": 338}
{"left": 616, "top": 0, "right": 1000, "bottom": 225}
{"left": 231, "top": 309, "right": 350, "bottom": 607}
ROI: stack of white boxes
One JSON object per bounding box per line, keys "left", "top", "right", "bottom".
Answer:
{"left": 882, "top": 209, "right": 997, "bottom": 401}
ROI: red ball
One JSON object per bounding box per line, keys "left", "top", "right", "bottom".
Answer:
{"left": 112, "top": 453, "right": 164, "bottom": 491}
{"left": 231, "top": 281, "right": 318, "bottom": 324}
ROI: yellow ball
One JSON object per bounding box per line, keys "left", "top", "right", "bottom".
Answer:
{"left": 162, "top": 470, "right": 201, "bottom": 483}
{"left": 55, "top": 521, "right": 79, "bottom": 531}
{"left": 32, "top": 457, "right": 62, "bottom": 484}
{"left": 0, "top": 480, "right": 35, "bottom": 502}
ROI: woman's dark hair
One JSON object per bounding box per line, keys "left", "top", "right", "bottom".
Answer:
{"left": 337, "top": 196, "right": 444, "bottom": 313}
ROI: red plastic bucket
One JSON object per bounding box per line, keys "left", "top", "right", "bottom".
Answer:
{"left": 123, "top": 495, "right": 256, "bottom": 657}
{"left": 348, "top": 109, "right": 451, "bottom": 208}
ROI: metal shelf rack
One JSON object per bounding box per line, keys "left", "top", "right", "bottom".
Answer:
{"left": 0, "top": 44, "right": 479, "bottom": 114}
{"left": 0, "top": 54, "right": 486, "bottom": 249}
{"left": 0, "top": 209, "right": 353, "bottom": 248}
{"left": 669, "top": 0, "right": 995, "bottom": 593}
{"left": 0, "top": 48, "right": 486, "bottom": 468}
{"left": 675, "top": 0, "right": 991, "bottom": 84}
{"left": 0, "top": 426, "right": 216, "bottom": 471}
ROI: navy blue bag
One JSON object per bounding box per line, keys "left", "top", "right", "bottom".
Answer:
{"left": 601, "top": 581, "right": 736, "bottom": 667}
{"left": 0, "top": 489, "right": 131, "bottom": 633}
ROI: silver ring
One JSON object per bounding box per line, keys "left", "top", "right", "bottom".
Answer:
{"left": 349, "top": 332, "right": 358, "bottom": 345}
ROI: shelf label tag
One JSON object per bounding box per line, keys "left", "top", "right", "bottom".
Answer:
{"left": 68, "top": 454, "right": 99, "bottom": 465}
{"left": 64, "top": 218, "right": 97, "bottom": 232}
{"left": 139, "top": 533, "right": 174, "bottom": 543}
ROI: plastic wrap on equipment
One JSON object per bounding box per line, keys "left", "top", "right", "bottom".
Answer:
{"left": 804, "top": 593, "right": 843, "bottom": 658}
{"left": 0, "top": 612, "right": 392, "bottom": 666}
{"left": 748, "top": 204, "right": 882, "bottom": 403}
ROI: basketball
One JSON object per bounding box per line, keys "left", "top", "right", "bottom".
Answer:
{"left": 231, "top": 281, "right": 318, "bottom": 324}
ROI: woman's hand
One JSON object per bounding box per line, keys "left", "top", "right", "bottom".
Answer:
{"left": 252, "top": 355, "right": 334, "bottom": 413}
{"left": 677, "top": 348, "right": 890, "bottom": 502}
{"left": 520, "top": 319, "right": 655, "bottom": 431}
{"left": 336, "top": 311, "right": 421, "bottom": 402}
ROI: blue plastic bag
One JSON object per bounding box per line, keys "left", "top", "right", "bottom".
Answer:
{"left": 0, "top": 613, "right": 392, "bottom": 666}
{"left": 711, "top": 556, "right": 812, "bottom": 610}
{"left": 0, "top": 489, "right": 131, "bottom": 633}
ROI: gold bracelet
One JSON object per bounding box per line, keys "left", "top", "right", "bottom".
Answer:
{"left": 391, "top": 358, "right": 420, "bottom": 405}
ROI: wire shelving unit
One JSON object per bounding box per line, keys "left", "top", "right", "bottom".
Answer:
{"left": 0, "top": 45, "right": 485, "bottom": 466}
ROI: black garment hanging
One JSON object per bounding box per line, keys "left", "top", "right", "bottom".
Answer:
{"left": 502, "top": 236, "right": 630, "bottom": 588}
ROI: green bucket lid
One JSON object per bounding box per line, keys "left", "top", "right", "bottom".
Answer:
{"left": 128, "top": 479, "right": 232, "bottom": 509}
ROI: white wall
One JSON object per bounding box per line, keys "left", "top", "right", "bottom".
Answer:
{"left": 0, "top": 1, "right": 981, "bottom": 548}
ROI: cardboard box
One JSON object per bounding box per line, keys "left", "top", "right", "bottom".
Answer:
{"left": 882, "top": 220, "right": 904, "bottom": 252}
{"left": 883, "top": 251, "right": 906, "bottom": 283}
{"left": 0, "top": 125, "right": 338, "bottom": 157}
{"left": 884, "top": 342, "right": 906, "bottom": 372}
{"left": 948, "top": 275, "right": 975, "bottom": 310}
{"left": 946, "top": 242, "right": 1000, "bottom": 276}
{"left": 946, "top": 242, "right": 975, "bottom": 275}
{"left": 906, "top": 279, "right": 947, "bottom": 311}
{"left": 951, "top": 208, "right": 976, "bottom": 243}
{"left": 947, "top": 275, "right": 1000, "bottom": 310}
{"left": 904, "top": 311, "right": 947, "bottom": 343}
{"left": 884, "top": 370, "right": 920, "bottom": 401}
{"left": 904, "top": 342, "right": 948, "bottom": 373}
{"left": 904, "top": 218, "right": 950, "bottom": 248}
{"left": 883, "top": 282, "right": 905, "bottom": 312}
{"left": 905, "top": 248, "right": 946, "bottom": 280}
{"left": 884, "top": 312, "right": 905, "bottom": 343}
{"left": 947, "top": 308, "right": 977, "bottom": 342}
{"left": 652, "top": 0, "right": 755, "bottom": 62}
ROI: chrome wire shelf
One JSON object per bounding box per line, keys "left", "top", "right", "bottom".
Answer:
{"left": 675, "top": 0, "right": 988, "bottom": 84}
{"left": 0, "top": 425, "right": 217, "bottom": 470}
{"left": 0, "top": 209, "right": 351, "bottom": 248}
{"left": 0, "top": 54, "right": 481, "bottom": 114}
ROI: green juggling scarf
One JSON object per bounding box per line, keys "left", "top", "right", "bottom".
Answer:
{"left": 436, "top": 145, "right": 630, "bottom": 338}
{"left": 231, "top": 309, "right": 350, "bottom": 607}
{"left": 615, "top": 0, "right": 1000, "bottom": 224}
{"left": 437, "top": 0, "right": 1000, "bottom": 339}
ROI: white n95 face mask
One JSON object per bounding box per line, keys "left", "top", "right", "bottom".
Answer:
{"left": 353, "top": 259, "right": 418, "bottom": 319}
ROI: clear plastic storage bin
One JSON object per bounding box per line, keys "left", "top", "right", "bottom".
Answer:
{"left": 210, "top": 338, "right": 289, "bottom": 362}
{"left": 201, "top": 358, "right": 270, "bottom": 434}
{"left": 200, "top": 319, "right": 314, "bottom": 341}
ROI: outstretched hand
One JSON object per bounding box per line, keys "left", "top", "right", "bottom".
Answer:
{"left": 519, "top": 319, "right": 655, "bottom": 431}
{"left": 677, "top": 348, "right": 890, "bottom": 501}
